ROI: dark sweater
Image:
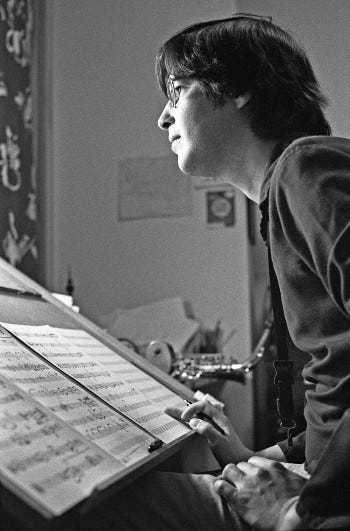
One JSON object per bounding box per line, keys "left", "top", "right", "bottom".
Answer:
{"left": 260, "top": 136, "right": 350, "bottom": 473}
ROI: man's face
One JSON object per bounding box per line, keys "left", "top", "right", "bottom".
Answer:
{"left": 158, "top": 78, "right": 245, "bottom": 179}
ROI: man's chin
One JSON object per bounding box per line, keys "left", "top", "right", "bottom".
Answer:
{"left": 177, "top": 157, "right": 203, "bottom": 178}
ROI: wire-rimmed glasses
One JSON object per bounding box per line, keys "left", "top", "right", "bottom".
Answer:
{"left": 167, "top": 77, "right": 180, "bottom": 108}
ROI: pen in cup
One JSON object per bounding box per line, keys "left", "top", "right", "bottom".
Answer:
{"left": 184, "top": 399, "right": 226, "bottom": 436}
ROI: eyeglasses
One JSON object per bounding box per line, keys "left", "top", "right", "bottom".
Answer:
{"left": 167, "top": 77, "right": 180, "bottom": 108}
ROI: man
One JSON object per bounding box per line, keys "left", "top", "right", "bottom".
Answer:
{"left": 155, "top": 14, "right": 350, "bottom": 529}
{"left": 85, "top": 14, "right": 350, "bottom": 530}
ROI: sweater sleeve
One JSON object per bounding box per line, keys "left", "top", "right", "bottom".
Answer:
{"left": 296, "top": 409, "right": 350, "bottom": 529}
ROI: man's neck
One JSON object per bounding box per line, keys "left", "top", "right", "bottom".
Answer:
{"left": 230, "top": 137, "right": 278, "bottom": 203}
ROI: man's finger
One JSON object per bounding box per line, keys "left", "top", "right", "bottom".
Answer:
{"left": 189, "top": 418, "right": 222, "bottom": 445}
{"left": 181, "top": 398, "right": 217, "bottom": 421}
{"left": 221, "top": 463, "right": 245, "bottom": 483}
{"left": 237, "top": 461, "right": 271, "bottom": 482}
{"left": 214, "top": 478, "right": 238, "bottom": 500}
{"left": 248, "top": 456, "right": 287, "bottom": 473}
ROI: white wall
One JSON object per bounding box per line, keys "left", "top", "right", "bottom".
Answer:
{"left": 47, "top": 0, "right": 240, "bottom": 323}
{"left": 237, "top": 0, "right": 350, "bottom": 137}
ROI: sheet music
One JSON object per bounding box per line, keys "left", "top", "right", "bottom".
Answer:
{"left": 0, "top": 328, "right": 154, "bottom": 465}
{"left": 53, "top": 327, "right": 186, "bottom": 410}
{"left": 0, "top": 373, "right": 123, "bottom": 517}
{"left": 2, "top": 323, "right": 190, "bottom": 444}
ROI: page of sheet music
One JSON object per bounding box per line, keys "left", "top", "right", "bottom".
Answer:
{"left": 2, "top": 323, "right": 190, "bottom": 444}
{"left": 53, "top": 327, "right": 186, "bottom": 410}
{"left": 0, "top": 373, "right": 123, "bottom": 517}
{"left": 0, "top": 328, "right": 154, "bottom": 465}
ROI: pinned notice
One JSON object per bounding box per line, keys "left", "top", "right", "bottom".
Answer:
{"left": 118, "top": 156, "right": 192, "bottom": 221}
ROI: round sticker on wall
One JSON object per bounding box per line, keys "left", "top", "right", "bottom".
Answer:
{"left": 206, "top": 190, "right": 235, "bottom": 227}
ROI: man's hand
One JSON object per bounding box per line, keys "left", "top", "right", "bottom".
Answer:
{"left": 214, "top": 456, "right": 307, "bottom": 529}
{"left": 165, "top": 395, "right": 253, "bottom": 466}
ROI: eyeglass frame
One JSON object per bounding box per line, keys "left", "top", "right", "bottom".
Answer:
{"left": 167, "top": 77, "right": 181, "bottom": 108}
{"left": 165, "top": 13, "right": 272, "bottom": 108}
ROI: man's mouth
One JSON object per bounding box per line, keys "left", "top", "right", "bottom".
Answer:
{"left": 171, "top": 137, "right": 180, "bottom": 152}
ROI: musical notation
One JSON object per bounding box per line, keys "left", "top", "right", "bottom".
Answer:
{"left": 0, "top": 261, "right": 194, "bottom": 522}
{"left": 54, "top": 328, "right": 187, "bottom": 417}
{"left": 0, "top": 332, "right": 155, "bottom": 465}
{"left": 3, "top": 323, "right": 189, "bottom": 444}
{"left": 0, "top": 322, "right": 192, "bottom": 518}
{"left": 0, "top": 375, "right": 123, "bottom": 517}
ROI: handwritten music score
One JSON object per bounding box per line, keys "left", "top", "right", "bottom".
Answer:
{"left": 0, "top": 322, "right": 191, "bottom": 517}
{"left": 1, "top": 323, "right": 190, "bottom": 445}
{"left": 53, "top": 327, "right": 185, "bottom": 410}
{"left": 0, "top": 374, "right": 123, "bottom": 517}
{"left": 0, "top": 330, "right": 154, "bottom": 465}
{"left": 0, "top": 257, "right": 196, "bottom": 523}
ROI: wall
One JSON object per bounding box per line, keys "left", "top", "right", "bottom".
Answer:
{"left": 47, "top": 0, "right": 243, "bottom": 325}
{"left": 237, "top": 0, "right": 350, "bottom": 138}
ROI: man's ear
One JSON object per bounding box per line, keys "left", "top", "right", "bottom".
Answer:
{"left": 235, "top": 93, "right": 250, "bottom": 109}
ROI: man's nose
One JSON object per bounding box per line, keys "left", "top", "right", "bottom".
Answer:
{"left": 157, "top": 102, "right": 174, "bottom": 130}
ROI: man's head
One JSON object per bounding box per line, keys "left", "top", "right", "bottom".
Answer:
{"left": 156, "top": 14, "right": 331, "bottom": 140}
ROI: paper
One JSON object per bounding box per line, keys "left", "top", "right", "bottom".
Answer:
{"left": 2, "top": 323, "right": 190, "bottom": 444}
{"left": 0, "top": 374, "right": 123, "bottom": 517}
{"left": 53, "top": 327, "right": 186, "bottom": 410}
{"left": 0, "top": 328, "right": 154, "bottom": 465}
{"left": 118, "top": 156, "right": 192, "bottom": 220}
{"left": 105, "top": 297, "right": 200, "bottom": 353}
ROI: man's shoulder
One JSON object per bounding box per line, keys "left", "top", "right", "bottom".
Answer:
{"left": 271, "top": 135, "right": 350, "bottom": 190}
{"left": 262, "top": 135, "right": 350, "bottom": 204}
{"left": 280, "top": 135, "right": 350, "bottom": 163}
{"left": 270, "top": 136, "right": 350, "bottom": 208}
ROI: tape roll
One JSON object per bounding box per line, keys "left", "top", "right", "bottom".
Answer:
{"left": 145, "top": 340, "right": 174, "bottom": 373}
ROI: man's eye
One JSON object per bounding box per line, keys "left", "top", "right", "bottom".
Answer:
{"left": 167, "top": 79, "right": 183, "bottom": 107}
{"left": 173, "top": 85, "right": 183, "bottom": 106}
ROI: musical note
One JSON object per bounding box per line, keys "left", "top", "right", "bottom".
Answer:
{"left": 0, "top": 332, "right": 156, "bottom": 464}
{"left": 0, "top": 374, "right": 123, "bottom": 516}
{"left": 50, "top": 326, "right": 190, "bottom": 443}
{"left": 54, "top": 328, "right": 188, "bottom": 412}
{"left": 1, "top": 323, "right": 189, "bottom": 444}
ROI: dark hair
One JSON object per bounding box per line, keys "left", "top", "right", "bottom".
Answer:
{"left": 155, "top": 15, "right": 331, "bottom": 139}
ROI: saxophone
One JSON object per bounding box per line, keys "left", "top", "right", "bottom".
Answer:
{"left": 171, "top": 315, "right": 273, "bottom": 382}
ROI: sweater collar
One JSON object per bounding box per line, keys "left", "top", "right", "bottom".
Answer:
{"left": 259, "top": 134, "right": 308, "bottom": 205}
{"left": 259, "top": 135, "right": 306, "bottom": 243}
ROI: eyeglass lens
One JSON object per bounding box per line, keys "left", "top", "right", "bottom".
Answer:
{"left": 167, "top": 78, "right": 178, "bottom": 107}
